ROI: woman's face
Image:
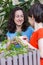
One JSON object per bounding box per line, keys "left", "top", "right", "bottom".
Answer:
{"left": 14, "top": 10, "right": 24, "bottom": 26}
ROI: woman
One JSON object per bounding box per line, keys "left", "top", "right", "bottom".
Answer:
{"left": 6, "top": 6, "right": 34, "bottom": 47}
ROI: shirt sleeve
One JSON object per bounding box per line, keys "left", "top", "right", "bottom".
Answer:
{"left": 38, "top": 28, "right": 43, "bottom": 40}
{"left": 6, "top": 32, "right": 13, "bottom": 40}
{"left": 6, "top": 32, "right": 9, "bottom": 37}
{"left": 30, "top": 31, "right": 38, "bottom": 48}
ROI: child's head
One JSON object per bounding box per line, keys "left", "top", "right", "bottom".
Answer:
{"left": 31, "top": 2, "right": 43, "bottom": 23}
{"left": 28, "top": 9, "right": 35, "bottom": 27}
{"left": 8, "top": 7, "right": 29, "bottom": 33}
{"left": 28, "top": 2, "right": 43, "bottom": 28}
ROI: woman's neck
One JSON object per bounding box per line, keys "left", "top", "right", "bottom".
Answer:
{"left": 16, "top": 25, "right": 22, "bottom": 32}
{"left": 34, "top": 22, "right": 43, "bottom": 31}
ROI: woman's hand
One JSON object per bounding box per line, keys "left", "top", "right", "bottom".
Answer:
{"left": 18, "top": 36, "right": 37, "bottom": 50}
{"left": 19, "top": 36, "right": 29, "bottom": 42}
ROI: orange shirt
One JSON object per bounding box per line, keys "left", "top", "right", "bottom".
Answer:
{"left": 30, "top": 28, "right": 43, "bottom": 65}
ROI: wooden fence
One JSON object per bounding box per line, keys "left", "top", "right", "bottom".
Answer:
{"left": 0, "top": 50, "right": 40, "bottom": 65}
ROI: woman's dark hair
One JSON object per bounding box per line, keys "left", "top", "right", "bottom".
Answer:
{"left": 28, "top": 2, "right": 43, "bottom": 23}
{"left": 7, "top": 6, "right": 29, "bottom": 33}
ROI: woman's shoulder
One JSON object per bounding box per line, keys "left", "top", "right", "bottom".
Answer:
{"left": 27, "top": 26, "right": 34, "bottom": 32}
{"left": 6, "top": 31, "right": 12, "bottom": 35}
{"left": 6, "top": 31, "right": 16, "bottom": 40}
{"left": 6, "top": 31, "right": 16, "bottom": 37}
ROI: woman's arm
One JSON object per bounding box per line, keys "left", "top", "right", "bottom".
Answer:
{"left": 6, "top": 37, "right": 11, "bottom": 48}
{"left": 38, "top": 38, "right": 43, "bottom": 58}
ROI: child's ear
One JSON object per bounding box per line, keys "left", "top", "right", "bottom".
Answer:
{"left": 32, "top": 15, "right": 34, "bottom": 19}
{"left": 32, "top": 15, "right": 35, "bottom": 21}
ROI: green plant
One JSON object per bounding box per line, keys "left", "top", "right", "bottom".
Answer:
{"left": 0, "top": 0, "right": 14, "bottom": 34}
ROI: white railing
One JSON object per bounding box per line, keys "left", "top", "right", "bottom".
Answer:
{"left": 0, "top": 50, "right": 40, "bottom": 65}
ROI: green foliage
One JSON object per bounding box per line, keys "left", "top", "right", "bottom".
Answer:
{"left": 34, "top": 0, "right": 40, "bottom": 3}
{"left": 16, "top": 32, "right": 22, "bottom": 36}
{"left": 0, "top": 34, "right": 7, "bottom": 41}
{"left": 0, "top": 0, "right": 14, "bottom": 34}
{"left": 0, "top": 39, "right": 28, "bottom": 58}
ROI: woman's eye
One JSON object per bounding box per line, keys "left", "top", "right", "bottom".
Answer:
{"left": 21, "top": 15, "right": 24, "bottom": 17}
{"left": 16, "top": 15, "right": 19, "bottom": 18}
{"left": 15, "top": 15, "right": 24, "bottom": 18}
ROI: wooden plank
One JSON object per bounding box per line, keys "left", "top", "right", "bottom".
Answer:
{"left": 18, "top": 54, "right": 23, "bottom": 65}
{"left": 36, "top": 50, "right": 40, "bottom": 65}
{"left": 7, "top": 57, "right": 12, "bottom": 65}
{"left": 23, "top": 53, "right": 28, "bottom": 65}
{"left": 13, "top": 55, "right": 18, "bottom": 65}
{"left": 28, "top": 52, "right": 33, "bottom": 65}
{"left": 0, "top": 57, "right": 6, "bottom": 65}
{"left": 32, "top": 50, "right": 37, "bottom": 65}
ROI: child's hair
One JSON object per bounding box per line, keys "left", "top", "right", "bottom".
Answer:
{"left": 27, "top": 8, "right": 33, "bottom": 18}
{"left": 7, "top": 6, "right": 29, "bottom": 33}
{"left": 28, "top": 2, "right": 43, "bottom": 23}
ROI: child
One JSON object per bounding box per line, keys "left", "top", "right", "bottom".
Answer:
{"left": 18, "top": 2, "right": 43, "bottom": 65}
{"left": 29, "top": 2, "right": 43, "bottom": 65}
